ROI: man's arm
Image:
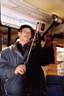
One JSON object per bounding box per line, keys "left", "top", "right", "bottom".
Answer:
{"left": 0, "top": 49, "right": 26, "bottom": 79}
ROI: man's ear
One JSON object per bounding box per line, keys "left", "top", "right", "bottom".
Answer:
{"left": 18, "top": 32, "right": 21, "bottom": 38}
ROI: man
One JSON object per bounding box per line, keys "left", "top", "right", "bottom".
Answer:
{"left": 0, "top": 25, "right": 47, "bottom": 96}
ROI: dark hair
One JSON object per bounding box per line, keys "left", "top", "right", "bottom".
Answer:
{"left": 53, "top": 33, "right": 64, "bottom": 39}
{"left": 18, "top": 25, "right": 34, "bottom": 36}
{"left": 42, "top": 32, "right": 53, "bottom": 41}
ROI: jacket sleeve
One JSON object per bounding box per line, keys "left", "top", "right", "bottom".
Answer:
{"left": 0, "top": 49, "right": 15, "bottom": 79}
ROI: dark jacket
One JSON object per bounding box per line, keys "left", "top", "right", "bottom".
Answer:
{"left": 25, "top": 45, "right": 47, "bottom": 96}
{"left": 0, "top": 43, "right": 53, "bottom": 96}
{"left": 0, "top": 44, "right": 29, "bottom": 96}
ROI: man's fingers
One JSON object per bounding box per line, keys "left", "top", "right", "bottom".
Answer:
{"left": 17, "top": 70, "right": 25, "bottom": 75}
{"left": 15, "top": 64, "right": 26, "bottom": 75}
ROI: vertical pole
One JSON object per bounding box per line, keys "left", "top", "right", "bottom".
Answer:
{"left": 0, "top": 3, "right": 2, "bottom": 51}
{"left": 7, "top": 27, "right": 11, "bottom": 46}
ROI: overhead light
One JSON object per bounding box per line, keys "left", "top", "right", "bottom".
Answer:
{"left": 52, "top": 14, "right": 63, "bottom": 24}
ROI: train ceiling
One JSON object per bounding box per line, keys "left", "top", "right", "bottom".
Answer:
{"left": 1, "top": 0, "right": 64, "bottom": 34}
{"left": 1, "top": 0, "right": 64, "bottom": 18}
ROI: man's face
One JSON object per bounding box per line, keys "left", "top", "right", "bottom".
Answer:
{"left": 18, "top": 28, "right": 32, "bottom": 44}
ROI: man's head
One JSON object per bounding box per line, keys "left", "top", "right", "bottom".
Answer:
{"left": 18, "top": 25, "right": 34, "bottom": 45}
{"left": 42, "top": 32, "right": 53, "bottom": 47}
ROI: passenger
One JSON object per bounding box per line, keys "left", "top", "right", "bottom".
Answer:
{"left": 42, "top": 32, "right": 54, "bottom": 67}
{"left": 42, "top": 31, "right": 55, "bottom": 95}
{"left": 0, "top": 25, "right": 47, "bottom": 96}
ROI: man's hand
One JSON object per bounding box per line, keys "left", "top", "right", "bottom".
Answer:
{"left": 15, "top": 64, "right": 26, "bottom": 75}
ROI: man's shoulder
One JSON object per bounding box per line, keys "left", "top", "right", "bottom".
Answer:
{"left": 1, "top": 45, "right": 15, "bottom": 54}
{"left": 2, "top": 44, "right": 15, "bottom": 50}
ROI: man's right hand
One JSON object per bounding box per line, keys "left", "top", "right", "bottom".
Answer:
{"left": 15, "top": 64, "right": 26, "bottom": 75}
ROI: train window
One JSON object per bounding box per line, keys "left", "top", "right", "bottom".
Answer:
{"left": 0, "top": 26, "right": 8, "bottom": 48}
{"left": 56, "top": 46, "right": 64, "bottom": 63}
{"left": 0, "top": 25, "right": 18, "bottom": 50}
